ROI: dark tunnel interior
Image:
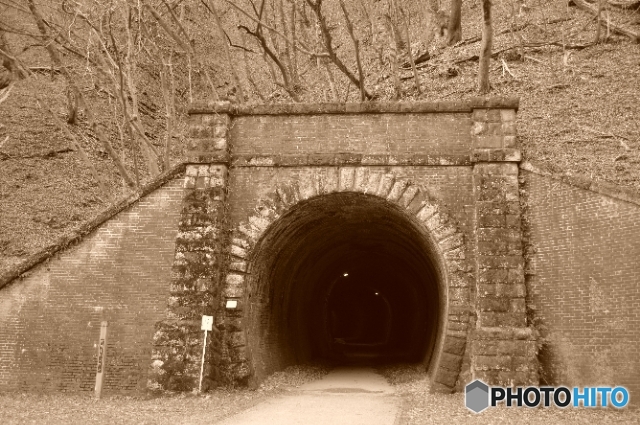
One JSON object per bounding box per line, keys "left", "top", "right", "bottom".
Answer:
{"left": 245, "top": 192, "right": 445, "bottom": 380}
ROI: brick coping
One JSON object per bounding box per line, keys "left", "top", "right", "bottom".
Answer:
{"left": 0, "top": 163, "right": 186, "bottom": 290}
{"left": 521, "top": 161, "right": 640, "bottom": 207}
{"left": 189, "top": 97, "right": 520, "bottom": 116}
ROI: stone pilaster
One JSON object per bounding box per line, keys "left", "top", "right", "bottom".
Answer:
{"left": 471, "top": 107, "right": 538, "bottom": 387}
{"left": 149, "top": 111, "right": 230, "bottom": 391}
{"left": 471, "top": 108, "right": 521, "bottom": 162}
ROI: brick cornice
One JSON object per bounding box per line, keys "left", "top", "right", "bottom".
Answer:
{"left": 189, "top": 97, "right": 520, "bottom": 116}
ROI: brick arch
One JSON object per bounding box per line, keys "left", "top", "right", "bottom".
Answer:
{"left": 220, "top": 167, "right": 473, "bottom": 391}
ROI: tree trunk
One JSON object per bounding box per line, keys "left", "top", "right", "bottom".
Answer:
{"left": 0, "top": 30, "right": 30, "bottom": 79}
{"left": 447, "top": 0, "right": 462, "bottom": 45}
{"left": 478, "top": 0, "right": 493, "bottom": 94}
{"left": 66, "top": 86, "right": 78, "bottom": 124}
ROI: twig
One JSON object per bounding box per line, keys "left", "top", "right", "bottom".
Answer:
{"left": 524, "top": 54, "right": 545, "bottom": 64}
{"left": 223, "top": 0, "right": 327, "bottom": 58}
{"left": 385, "top": 14, "right": 402, "bottom": 99}
{"left": 306, "top": 0, "right": 372, "bottom": 100}
{"left": 338, "top": 0, "right": 366, "bottom": 101}
{"left": 607, "top": 0, "right": 640, "bottom": 9}
{"left": 0, "top": 83, "right": 13, "bottom": 105}
{"left": 200, "top": 0, "right": 245, "bottom": 102}
{"left": 501, "top": 58, "right": 516, "bottom": 78}
{"left": 456, "top": 17, "right": 571, "bottom": 48}
{"left": 239, "top": 24, "right": 301, "bottom": 101}
{"left": 239, "top": 31, "right": 266, "bottom": 101}
{"left": 454, "top": 40, "right": 593, "bottom": 65}
{"left": 578, "top": 124, "right": 632, "bottom": 150}
{"left": 142, "top": 1, "right": 219, "bottom": 99}
{"left": 400, "top": 5, "right": 421, "bottom": 94}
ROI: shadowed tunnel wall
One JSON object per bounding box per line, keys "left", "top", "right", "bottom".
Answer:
{"left": 244, "top": 192, "right": 445, "bottom": 380}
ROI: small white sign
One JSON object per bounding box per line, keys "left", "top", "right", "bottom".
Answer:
{"left": 201, "top": 315, "right": 213, "bottom": 331}
{"left": 226, "top": 299, "right": 238, "bottom": 309}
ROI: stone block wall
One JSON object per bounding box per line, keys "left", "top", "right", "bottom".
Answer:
{"left": 150, "top": 112, "right": 231, "bottom": 391}
{"left": 470, "top": 108, "right": 538, "bottom": 387}
{"left": 150, "top": 164, "right": 228, "bottom": 391}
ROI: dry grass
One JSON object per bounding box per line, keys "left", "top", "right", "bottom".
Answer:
{"left": 379, "top": 364, "right": 640, "bottom": 425}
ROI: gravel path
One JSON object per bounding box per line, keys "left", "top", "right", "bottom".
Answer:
{"left": 216, "top": 367, "right": 398, "bottom": 425}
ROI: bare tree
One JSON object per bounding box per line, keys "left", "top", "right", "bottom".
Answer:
{"left": 447, "top": 0, "right": 462, "bottom": 45}
{"left": 26, "top": 0, "right": 137, "bottom": 188}
{"left": 306, "top": 0, "right": 372, "bottom": 100}
{"left": 478, "top": 0, "right": 493, "bottom": 94}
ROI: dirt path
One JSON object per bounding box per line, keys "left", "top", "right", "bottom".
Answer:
{"left": 215, "top": 367, "right": 400, "bottom": 425}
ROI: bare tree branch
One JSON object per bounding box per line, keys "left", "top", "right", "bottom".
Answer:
{"left": 224, "top": 0, "right": 327, "bottom": 58}
{"left": 26, "top": 0, "right": 136, "bottom": 188}
{"left": 338, "top": 0, "right": 365, "bottom": 101}
{"left": 201, "top": 0, "right": 246, "bottom": 102}
{"left": 306, "top": 0, "right": 372, "bottom": 100}
{"left": 36, "top": 97, "right": 110, "bottom": 199}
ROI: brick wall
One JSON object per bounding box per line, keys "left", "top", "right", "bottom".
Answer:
{"left": 0, "top": 177, "right": 183, "bottom": 393}
{"left": 230, "top": 114, "right": 472, "bottom": 160}
{"left": 524, "top": 171, "right": 640, "bottom": 398}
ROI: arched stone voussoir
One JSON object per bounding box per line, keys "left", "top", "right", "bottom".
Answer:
{"left": 230, "top": 243, "right": 248, "bottom": 260}
{"left": 297, "top": 176, "right": 319, "bottom": 201}
{"left": 221, "top": 170, "right": 474, "bottom": 389}
{"left": 421, "top": 210, "right": 450, "bottom": 234}
{"left": 318, "top": 168, "right": 340, "bottom": 195}
{"left": 363, "top": 171, "right": 383, "bottom": 195}
{"left": 439, "top": 232, "right": 465, "bottom": 253}
{"left": 352, "top": 167, "right": 369, "bottom": 192}
{"left": 398, "top": 185, "right": 419, "bottom": 208}
{"left": 338, "top": 167, "right": 356, "bottom": 191}
{"left": 387, "top": 179, "right": 410, "bottom": 202}
{"left": 376, "top": 173, "right": 396, "bottom": 198}
{"left": 276, "top": 182, "right": 301, "bottom": 208}
{"left": 415, "top": 202, "right": 440, "bottom": 222}
{"left": 237, "top": 221, "right": 261, "bottom": 244}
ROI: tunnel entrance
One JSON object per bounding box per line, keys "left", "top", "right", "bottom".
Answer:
{"left": 245, "top": 192, "right": 446, "bottom": 381}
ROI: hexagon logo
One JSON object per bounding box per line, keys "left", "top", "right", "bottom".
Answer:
{"left": 465, "top": 379, "right": 490, "bottom": 413}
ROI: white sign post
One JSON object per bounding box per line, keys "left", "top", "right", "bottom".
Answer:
{"left": 199, "top": 315, "right": 213, "bottom": 393}
{"left": 94, "top": 321, "right": 108, "bottom": 399}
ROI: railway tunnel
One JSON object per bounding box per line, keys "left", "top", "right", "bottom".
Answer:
{"left": 243, "top": 192, "right": 447, "bottom": 380}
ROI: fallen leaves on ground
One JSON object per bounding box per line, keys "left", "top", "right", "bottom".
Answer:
{"left": 379, "top": 364, "right": 640, "bottom": 425}
{"left": 0, "top": 364, "right": 329, "bottom": 425}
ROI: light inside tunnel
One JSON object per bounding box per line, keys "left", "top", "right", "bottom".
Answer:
{"left": 244, "top": 192, "right": 446, "bottom": 381}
